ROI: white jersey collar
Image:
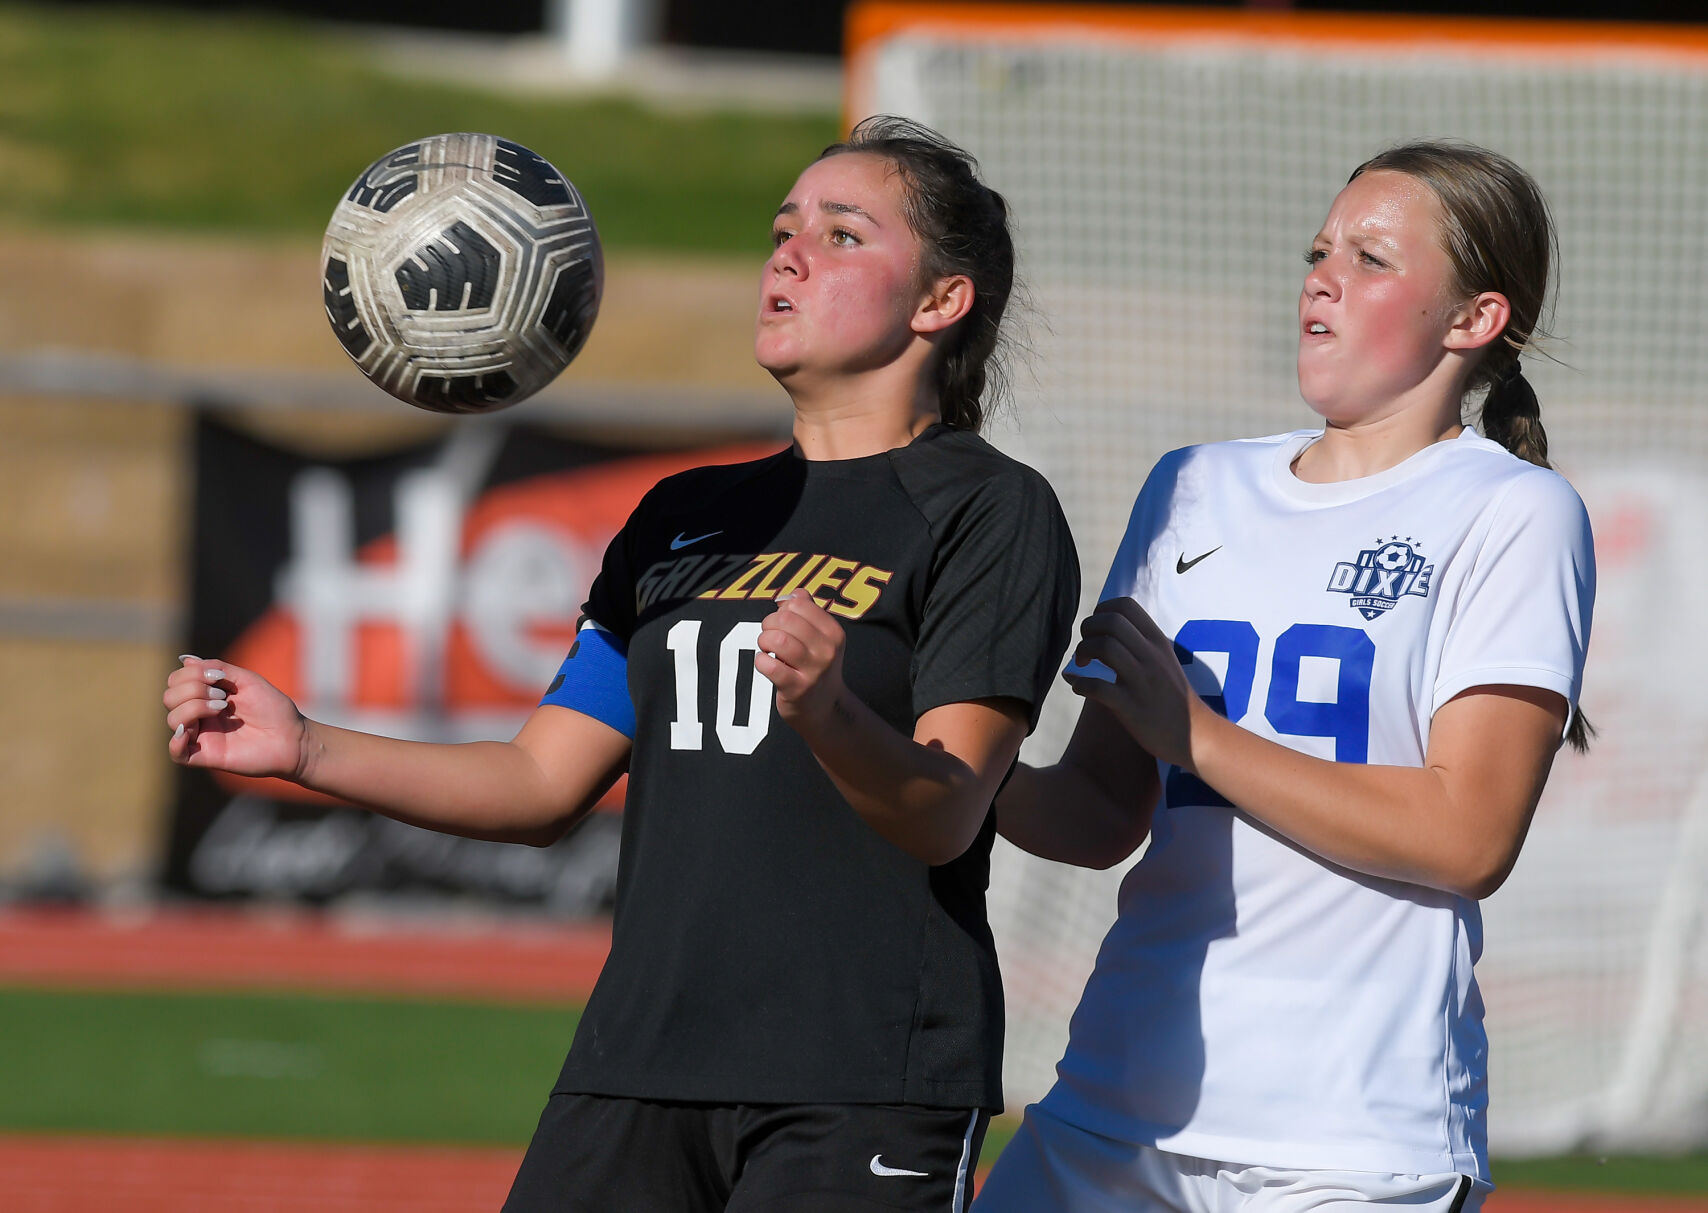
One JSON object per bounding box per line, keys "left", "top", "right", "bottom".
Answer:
{"left": 1269, "top": 426, "right": 1486, "bottom": 506}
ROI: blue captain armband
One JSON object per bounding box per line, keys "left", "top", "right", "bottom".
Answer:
{"left": 539, "top": 620, "right": 635, "bottom": 739}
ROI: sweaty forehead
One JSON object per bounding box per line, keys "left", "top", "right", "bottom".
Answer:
{"left": 1329, "top": 170, "right": 1442, "bottom": 236}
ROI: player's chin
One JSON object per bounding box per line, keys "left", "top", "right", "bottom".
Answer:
{"left": 1296, "top": 381, "right": 1357, "bottom": 423}
{"left": 753, "top": 332, "right": 804, "bottom": 377}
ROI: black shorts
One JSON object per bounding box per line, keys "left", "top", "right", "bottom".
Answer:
{"left": 503, "top": 1092, "right": 989, "bottom": 1212}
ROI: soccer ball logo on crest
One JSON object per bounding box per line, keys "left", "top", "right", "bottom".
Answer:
{"left": 321, "top": 133, "right": 603, "bottom": 414}
{"left": 1326, "top": 537, "right": 1435, "bottom": 620}
{"left": 1372, "top": 542, "right": 1413, "bottom": 573}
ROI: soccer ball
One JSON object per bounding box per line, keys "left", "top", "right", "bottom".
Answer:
{"left": 321, "top": 133, "right": 603, "bottom": 414}
{"left": 1374, "top": 542, "right": 1413, "bottom": 572}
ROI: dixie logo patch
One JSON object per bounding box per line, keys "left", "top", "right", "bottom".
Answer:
{"left": 1327, "top": 537, "right": 1434, "bottom": 620}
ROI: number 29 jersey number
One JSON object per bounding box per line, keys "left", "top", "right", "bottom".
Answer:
{"left": 1051, "top": 427, "right": 1594, "bottom": 1180}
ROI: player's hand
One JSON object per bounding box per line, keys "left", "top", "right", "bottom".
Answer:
{"left": 164, "top": 656, "right": 307, "bottom": 778}
{"left": 1062, "top": 598, "right": 1202, "bottom": 769}
{"left": 756, "top": 592, "right": 848, "bottom": 736}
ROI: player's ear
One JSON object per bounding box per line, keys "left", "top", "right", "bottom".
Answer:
{"left": 1444, "top": 289, "right": 1510, "bottom": 353}
{"left": 913, "top": 274, "right": 974, "bottom": 335}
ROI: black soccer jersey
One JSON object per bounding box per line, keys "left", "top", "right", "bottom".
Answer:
{"left": 554, "top": 424, "right": 1078, "bottom": 1110}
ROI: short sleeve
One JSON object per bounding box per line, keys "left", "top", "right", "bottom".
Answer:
{"left": 910, "top": 469, "right": 1080, "bottom": 731}
{"left": 536, "top": 497, "right": 648, "bottom": 736}
{"left": 1067, "top": 448, "right": 1188, "bottom": 683}
{"left": 1094, "top": 447, "right": 1190, "bottom": 605}
{"left": 580, "top": 498, "right": 645, "bottom": 644}
{"left": 1432, "top": 469, "right": 1596, "bottom": 722}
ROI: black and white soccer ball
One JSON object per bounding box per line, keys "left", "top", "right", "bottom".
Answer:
{"left": 321, "top": 133, "right": 603, "bottom": 414}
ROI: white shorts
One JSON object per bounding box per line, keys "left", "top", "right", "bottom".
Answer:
{"left": 973, "top": 1103, "right": 1487, "bottom": 1213}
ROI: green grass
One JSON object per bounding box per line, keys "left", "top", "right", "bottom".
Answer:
{"left": 0, "top": 986, "right": 576, "bottom": 1144}
{"left": 1492, "top": 1154, "right": 1708, "bottom": 1197}
{"left": 6, "top": 985, "right": 1706, "bottom": 1194}
{"left": 983, "top": 1113, "right": 1018, "bottom": 1166}
{"left": 0, "top": 2, "right": 838, "bottom": 251}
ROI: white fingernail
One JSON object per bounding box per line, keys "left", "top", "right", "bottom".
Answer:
{"left": 173, "top": 723, "right": 185, "bottom": 740}
{"left": 208, "top": 687, "right": 228, "bottom": 701}
{"left": 766, "top": 651, "right": 778, "bottom": 659}
{"left": 204, "top": 668, "right": 226, "bottom": 681}
{"left": 178, "top": 654, "right": 199, "bottom": 663}
{"left": 213, "top": 698, "right": 233, "bottom": 711}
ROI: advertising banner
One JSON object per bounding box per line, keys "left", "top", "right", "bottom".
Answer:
{"left": 161, "top": 414, "right": 780, "bottom": 913}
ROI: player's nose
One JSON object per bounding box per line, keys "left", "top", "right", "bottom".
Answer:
{"left": 1303, "top": 256, "right": 1338, "bottom": 299}
{"left": 769, "top": 236, "right": 806, "bottom": 279}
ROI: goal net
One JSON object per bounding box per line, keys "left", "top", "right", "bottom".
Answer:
{"left": 849, "top": 4, "right": 1708, "bottom": 1155}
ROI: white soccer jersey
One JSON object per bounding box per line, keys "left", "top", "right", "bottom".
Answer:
{"left": 1043, "top": 427, "right": 1595, "bottom": 1181}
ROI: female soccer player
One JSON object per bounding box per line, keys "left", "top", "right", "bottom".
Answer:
{"left": 978, "top": 143, "right": 1594, "bottom": 1212}
{"left": 164, "top": 117, "right": 1078, "bottom": 1212}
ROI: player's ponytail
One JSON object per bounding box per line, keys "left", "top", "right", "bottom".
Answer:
{"left": 1353, "top": 141, "right": 1592, "bottom": 752}
{"left": 1481, "top": 358, "right": 1550, "bottom": 468}
{"left": 819, "top": 116, "right": 1015, "bottom": 433}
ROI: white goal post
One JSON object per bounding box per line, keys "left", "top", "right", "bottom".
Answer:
{"left": 848, "top": 3, "right": 1708, "bottom": 1155}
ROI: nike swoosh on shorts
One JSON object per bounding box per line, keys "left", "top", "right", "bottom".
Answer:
{"left": 869, "top": 1154, "right": 930, "bottom": 1178}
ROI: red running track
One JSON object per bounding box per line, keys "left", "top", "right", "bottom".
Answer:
{"left": 0, "top": 1136, "right": 522, "bottom": 1213}
{"left": 0, "top": 905, "right": 607, "bottom": 1003}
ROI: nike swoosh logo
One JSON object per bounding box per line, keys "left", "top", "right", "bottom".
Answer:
{"left": 670, "top": 530, "right": 722, "bottom": 550}
{"left": 1176, "top": 546, "right": 1221, "bottom": 574}
{"left": 869, "top": 1154, "right": 930, "bottom": 1178}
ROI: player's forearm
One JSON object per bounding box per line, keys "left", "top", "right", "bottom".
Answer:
{"left": 794, "top": 692, "right": 997, "bottom": 866}
{"left": 294, "top": 721, "right": 580, "bottom": 845}
{"left": 997, "top": 761, "right": 1155, "bottom": 869}
{"left": 1186, "top": 706, "right": 1520, "bottom": 898}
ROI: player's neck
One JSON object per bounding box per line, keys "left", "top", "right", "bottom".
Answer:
{"left": 788, "top": 377, "right": 940, "bottom": 461}
{"left": 1294, "top": 395, "right": 1463, "bottom": 483}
